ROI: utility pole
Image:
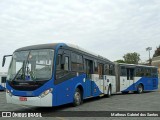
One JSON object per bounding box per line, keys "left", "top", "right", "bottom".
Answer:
{"left": 146, "top": 47, "right": 152, "bottom": 65}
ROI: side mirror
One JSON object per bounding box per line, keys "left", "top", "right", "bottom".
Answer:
{"left": 2, "top": 56, "right": 6, "bottom": 67}
{"left": 2, "top": 55, "right": 12, "bottom": 67}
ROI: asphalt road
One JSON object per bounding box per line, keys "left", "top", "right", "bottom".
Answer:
{"left": 0, "top": 88, "right": 160, "bottom": 120}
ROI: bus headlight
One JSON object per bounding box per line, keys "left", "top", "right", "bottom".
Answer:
{"left": 6, "top": 89, "right": 12, "bottom": 97}
{"left": 39, "top": 88, "right": 53, "bottom": 98}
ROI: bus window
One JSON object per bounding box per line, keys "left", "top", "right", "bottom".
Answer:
{"left": 94, "top": 60, "right": 98, "bottom": 74}
{"left": 56, "top": 55, "right": 61, "bottom": 70}
{"left": 71, "top": 53, "right": 84, "bottom": 72}
{"left": 98, "top": 63, "right": 104, "bottom": 79}
{"left": 152, "top": 68, "right": 158, "bottom": 78}
{"left": 85, "top": 59, "right": 93, "bottom": 79}
{"left": 146, "top": 68, "right": 151, "bottom": 77}
{"left": 104, "top": 64, "right": 109, "bottom": 75}
{"left": 121, "top": 66, "right": 126, "bottom": 76}
{"left": 109, "top": 65, "right": 115, "bottom": 75}
{"left": 127, "top": 68, "right": 134, "bottom": 80}
{"left": 140, "top": 68, "right": 145, "bottom": 76}
{"left": 64, "top": 57, "right": 69, "bottom": 71}
{"left": 56, "top": 55, "right": 70, "bottom": 80}
{"left": 135, "top": 67, "right": 141, "bottom": 77}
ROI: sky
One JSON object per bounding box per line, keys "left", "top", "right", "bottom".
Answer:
{"left": 0, "top": 0, "right": 160, "bottom": 72}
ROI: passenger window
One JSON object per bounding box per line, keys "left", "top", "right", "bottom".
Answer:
{"left": 104, "top": 64, "right": 109, "bottom": 75}
{"left": 121, "top": 66, "right": 126, "bottom": 76}
{"left": 98, "top": 63, "right": 104, "bottom": 79}
{"left": 71, "top": 52, "right": 84, "bottom": 72}
{"left": 94, "top": 60, "right": 98, "bottom": 74}
{"left": 146, "top": 68, "right": 151, "bottom": 77}
{"left": 140, "top": 68, "right": 145, "bottom": 76}
{"left": 109, "top": 65, "right": 114, "bottom": 75}
{"left": 64, "top": 57, "right": 69, "bottom": 71}
{"left": 152, "top": 68, "right": 158, "bottom": 78}
{"left": 136, "top": 67, "right": 141, "bottom": 77}
{"left": 85, "top": 59, "right": 93, "bottom": 79}
{"left": 56, "top": 55, "right": 70, "bottom": 80}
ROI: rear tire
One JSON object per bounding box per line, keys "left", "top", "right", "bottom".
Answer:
{"left": 73, "top": 88, "right": 82, "bottom": 106}
{"left": 106, "top": 86, "right": 111, "bottom": 98}
{"left": 137, "top": 84, "right": 143, "bottom": 94}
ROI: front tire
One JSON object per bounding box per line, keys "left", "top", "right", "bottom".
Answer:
{"left": 73, "top": 88, "right": 82, "bottom": 106}
{"left": 137, "top": 84, "right": 143, "bottom": 94}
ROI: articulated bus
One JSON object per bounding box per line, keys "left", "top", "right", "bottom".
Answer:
{"left": 2, "top": 43, "right": 158, "bottom": 107}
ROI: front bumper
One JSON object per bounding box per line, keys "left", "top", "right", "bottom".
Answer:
{"left": 6, "top": 92, "right": 53, "bottom": 107}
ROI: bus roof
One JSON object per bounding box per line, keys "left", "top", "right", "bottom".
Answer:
{"left": 14, "top": 43, "right": 113, "bottom": 64}
{"left": 116, "top": 62, "right": 157, "bottom": 68}
{"left": 15, "top": 43, "right": 64, "bottom": 52}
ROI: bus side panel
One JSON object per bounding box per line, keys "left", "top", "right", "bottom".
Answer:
{"left": 122, "top": 77, "right": 158, "bottom": 91}
{"left": 84, "top": 78, "right": 92, "bottom": 97}
{"left": 53, "top": 74, "right": 103, "bottom": 106}
{"left": 53, "top": 74, "right": 86, "bottom": 106}
{"left": 91, "top": 74, "right": 103, "bottom": 96}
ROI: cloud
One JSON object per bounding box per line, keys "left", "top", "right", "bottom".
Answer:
{"left": 0, "top": 0, "right": 160, "bottom": 72}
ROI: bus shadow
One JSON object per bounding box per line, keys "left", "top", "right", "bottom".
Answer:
{"left": 112, "top": 91, "right": 155, "bottom": 96}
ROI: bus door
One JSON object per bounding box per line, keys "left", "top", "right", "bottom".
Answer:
{"left": 98, "top": 64, "right": 104, "bottom": 93}
{"left": 85, "top": 59, "right": 93, "bottom": 97}
{"left": 126, "top": 68, "right": 134, "bottom": 90}
{"left": 120, "top": 66, "right": 134, "bottom": 91}
{"left": 91, "top": 63, "right": 104, "bottom": 95}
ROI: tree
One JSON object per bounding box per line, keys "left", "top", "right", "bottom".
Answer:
{"left": 153, "top": 45, "right": 160, "bottom": 57}
{"left": 123, "top": 52, "right": 140, "bottom": 64}
{"left": 115, "top": 59, "right": 125, "bottom": 63}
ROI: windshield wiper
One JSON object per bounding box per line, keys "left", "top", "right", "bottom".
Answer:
{"left": 12, "top": 61, "right": 25, "bottom": 81}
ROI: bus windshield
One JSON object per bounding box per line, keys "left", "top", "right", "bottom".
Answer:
{"left": 7, "top": 49, "right": 54, "bottom": 81}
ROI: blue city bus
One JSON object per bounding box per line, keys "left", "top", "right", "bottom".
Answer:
{"left": 2, "top": 43, "right": 158, "bottom": 107}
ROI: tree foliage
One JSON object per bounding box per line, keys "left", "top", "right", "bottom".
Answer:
{"left": 153, "top": 45, "right": 160, "bottom": 57}
{"left": 115, "top": 59, "right": 125, "bottom": 63}
{"left": 123, "top": 52, "right": 140, "bottom": 64}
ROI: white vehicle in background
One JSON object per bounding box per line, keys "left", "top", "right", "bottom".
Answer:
{"left": 0, "top": 72, "right": 7, "bottom": 90}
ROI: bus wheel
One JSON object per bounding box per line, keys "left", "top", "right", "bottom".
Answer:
{"left": 137, "top": 84, "right": 143, "bottom": 94}
{"left": 73, "top": 88, "right": 82, "bottom": 106}
{"left": 106, "top": 86, "right": 111, "bottom": 98}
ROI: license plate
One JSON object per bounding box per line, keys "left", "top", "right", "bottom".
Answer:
{"left": 19, "top": 97, "right": 27, "bottom": 101}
